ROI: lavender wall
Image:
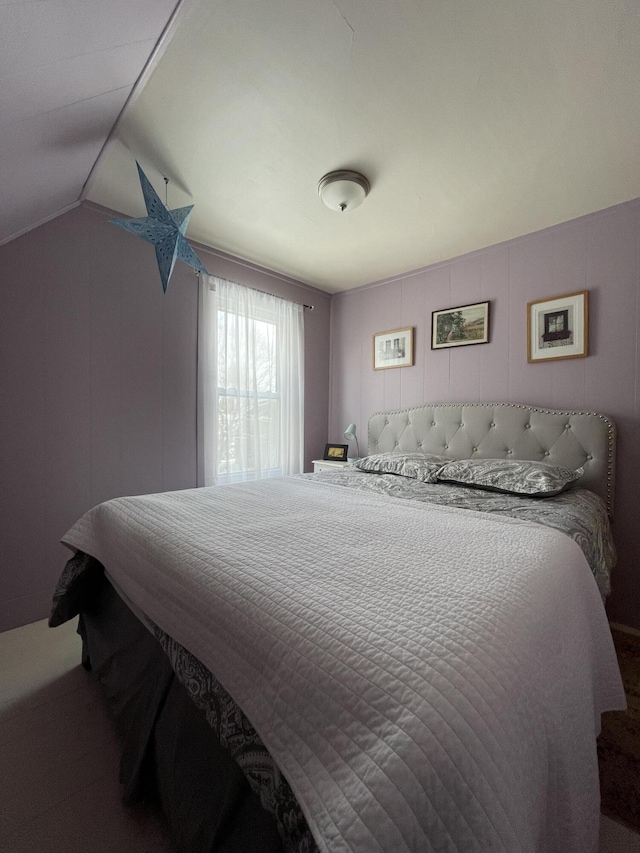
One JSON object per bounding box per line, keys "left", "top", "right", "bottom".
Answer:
{"left": 0, "top": 203, "right": 330, "bottom": 631}
{"left": 329, "top": 198, "right": 640, "bottom": 630}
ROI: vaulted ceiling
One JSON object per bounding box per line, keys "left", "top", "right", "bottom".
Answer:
{"left": 3, "top": 0, "right": 640, "bottom": 292}
{"left": 0, "top": 0, "right": 183, "bottom": 245}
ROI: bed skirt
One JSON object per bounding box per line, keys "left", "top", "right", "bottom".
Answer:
{"left": 74, "top": 568, "right": 286, "bottom": 853}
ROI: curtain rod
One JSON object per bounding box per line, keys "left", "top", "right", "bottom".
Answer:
{"left": 194, "top": 270, "right": 314, "bottom": 310}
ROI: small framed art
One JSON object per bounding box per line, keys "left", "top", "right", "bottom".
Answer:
{"left": 373, "top": 327, "right": 414, "bottom": 370}
{"left": 527, "top": 290, "right": 588, "bottom": 363}
{"left": 323, "top": 443, "right": 349, "bottom": 461}
{"left": 432, "top": 301, "right": 490, "bottom": 349}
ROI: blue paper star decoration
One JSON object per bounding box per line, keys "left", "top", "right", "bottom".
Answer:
{"left": 110, "top": 162, "right": 208, "bottom": 293}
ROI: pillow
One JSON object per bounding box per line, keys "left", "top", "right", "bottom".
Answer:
{"left": 436, "top": 458, "right": 584, "bottom": 497}
{"left": 355, "top": 452, "right": 449, "bottom": 483}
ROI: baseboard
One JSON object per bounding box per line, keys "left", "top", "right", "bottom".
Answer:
{"left": 0, "top": 590, "right": 51, "bottom": 633}
{"left": 610, "top": 621, "right": 640, "bottom": 639}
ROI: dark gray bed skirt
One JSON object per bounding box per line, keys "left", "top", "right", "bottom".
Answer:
{"left": 75, "top": 569, "right": 286, "bottom": 853}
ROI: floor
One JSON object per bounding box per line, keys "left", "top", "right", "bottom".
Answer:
{"left": 0, "top": 617, "right": 174, "bottom": 853}
{"left": 1, "top": 618, "right": 639, "bottom": 853}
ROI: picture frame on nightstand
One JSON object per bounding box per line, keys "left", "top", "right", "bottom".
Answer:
{"left": 323, "top": 443, "right": 349, "bottom": 462}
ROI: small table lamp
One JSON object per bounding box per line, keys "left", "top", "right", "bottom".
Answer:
{"left": 344, "top": 423, "right": 360, "bottom": 461}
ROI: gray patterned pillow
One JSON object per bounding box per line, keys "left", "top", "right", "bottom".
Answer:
{"left": 436, "top": 458, "right": 584, "bottom": 497}
{"left": 355, "top": 452, "right": 449, "bottom": 483}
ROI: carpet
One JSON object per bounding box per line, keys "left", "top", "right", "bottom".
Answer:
{"left": 598, "top": 627, "right": 640, "bottom": 832}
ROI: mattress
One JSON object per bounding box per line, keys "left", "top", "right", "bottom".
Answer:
{"left": 51, "top": 473, "right": 625, "bottom": 853}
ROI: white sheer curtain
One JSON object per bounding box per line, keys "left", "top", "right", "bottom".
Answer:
{"left": 197, "top": 274, "right": 304, "bottom": 486}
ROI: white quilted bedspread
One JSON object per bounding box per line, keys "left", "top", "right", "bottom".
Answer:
{"left": 62, "top": 477, "right": 625, "bottom": 853}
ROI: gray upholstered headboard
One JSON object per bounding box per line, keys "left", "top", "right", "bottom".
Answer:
{"left": 368, "top": 402, "right": 616, "bottom": 516}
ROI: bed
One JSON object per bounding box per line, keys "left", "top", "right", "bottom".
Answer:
{"left": 49, "top": 402, "right": 626, "bottom": 853}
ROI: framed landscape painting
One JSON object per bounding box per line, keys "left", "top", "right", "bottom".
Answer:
{"left": 527, "top": 290, "right": 588, "bottom": 363}
{"left": 432, "top": 301, "right": 490, "bottom": 349}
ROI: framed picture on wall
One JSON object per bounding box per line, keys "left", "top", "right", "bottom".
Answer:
{"left": 527, "top": 290, "right": 588, "bottom": 363}
{"left": 373, "top": 327, "right": 414, "bottom": 370}
{"left": 431, "top": 301, "right": 490, "bottom": 349}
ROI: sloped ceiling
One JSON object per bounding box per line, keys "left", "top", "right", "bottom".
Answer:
{"left": 4, "top": 0, "right": 640, "bottom": 293}
{"left": 0, "top": 0, "right": 183, "bottom": 246}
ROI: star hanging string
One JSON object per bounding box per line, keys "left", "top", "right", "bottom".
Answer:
{"left": 110, "top": 161, "right": 208, "bottom": 293}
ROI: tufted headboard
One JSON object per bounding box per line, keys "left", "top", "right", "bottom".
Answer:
{"left": 368, "top": 402, "right": 616, "bottom": 516}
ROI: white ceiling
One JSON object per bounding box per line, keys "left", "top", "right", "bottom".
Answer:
{"left": 0, "top": 0, "right": 182, "bottom": 245}
{"left": 4, "top": 0, "right": 640, "bottom": 293}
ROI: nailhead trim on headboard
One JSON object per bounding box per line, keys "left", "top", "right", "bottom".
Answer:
{"left": 367, "top": 402, "right": 616, "bottom": 516}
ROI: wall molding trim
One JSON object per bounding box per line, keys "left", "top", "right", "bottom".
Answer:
{"left": 0, "top": 202, "right": 81, "bottom": 248}
{"left": 81, "top": 201, "right": 330, "bottom": 299}
{"left": 333, "top": 196, "right": 640, "bottom": 298}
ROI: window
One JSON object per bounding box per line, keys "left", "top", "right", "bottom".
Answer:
{"left": 198, "top": 275, "right": 304, "bottom": 486}
{"left": 217, "top": 302, "right": 281, "bottom": 481}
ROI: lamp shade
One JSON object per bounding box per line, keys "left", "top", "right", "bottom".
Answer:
{"left": 343, "top": 423, "right": 360, "bottom": 460}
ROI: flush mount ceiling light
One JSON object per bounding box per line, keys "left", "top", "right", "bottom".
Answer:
{"left": 318, "top": 170, "right": 370, "bottom": 212}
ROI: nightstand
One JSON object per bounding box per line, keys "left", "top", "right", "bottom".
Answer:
{"left": 312, "top": 459, "right": 352, "bottom": 473}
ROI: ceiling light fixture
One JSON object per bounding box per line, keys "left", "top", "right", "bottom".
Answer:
{"left": 318, "top": 170, "right": 370, "bottom": 212}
